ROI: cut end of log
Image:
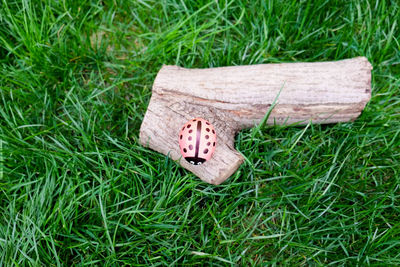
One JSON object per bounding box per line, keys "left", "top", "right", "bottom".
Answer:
{"left": 178, "top": 143, "right": 244, "bottom": 185}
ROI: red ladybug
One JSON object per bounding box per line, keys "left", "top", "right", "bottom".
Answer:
{"left": 178, "top": 118, "right": 217, "bottom": 165}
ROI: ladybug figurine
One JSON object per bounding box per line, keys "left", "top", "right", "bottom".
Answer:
{"left": 178, "top": 118, "right": 217, "bottom": 165}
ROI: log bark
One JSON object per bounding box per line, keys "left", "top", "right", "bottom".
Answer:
{"left": 139, "top": 57, "right": 372, "bottom": 185}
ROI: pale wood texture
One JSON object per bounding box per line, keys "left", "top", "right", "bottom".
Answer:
{"left": 139, "top": 57, "right": 372, "bottom": 185}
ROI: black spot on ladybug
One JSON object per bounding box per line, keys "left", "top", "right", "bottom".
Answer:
{"left": 204, "top": 148, "right": 209, "bottom": 154}
{"left": 205, "top": 135, "right": 209, "bottom": 139}
{"left": 189, "top": 144, "right": 193, "bottom": 150}
{"left": 180, "top": 135, "right": 183, "bottom": 139}
{"left": 212, "top": 129, "right": 215, "bottom": 134}
{"left": 206, "top": 121, "right": 210, "bottom": 125}
{"left": 207, "top": 142, "right": 211, "bottom": 146}
{"left": 182, "top": 126, "right": 185, "bottom": 131}
{"left": 183, "top": 148, "right": 187, "bottom": 153}
{"left": 206, "top": 128, "right": 210, "bottom": 132}
{"left": 213, "top": 142, "right": 216, "bottom": 146}
{"left": 188, "top": 136, "right": 192, "bottom": 141}
{"left": 193, "top": 119, "right": 197, "bottom": 121}
{"left": 189, "top": 129, "right": 193, "bottom": 133}
{"left": 187, "top": 124, "right": 191, "bottom": 129}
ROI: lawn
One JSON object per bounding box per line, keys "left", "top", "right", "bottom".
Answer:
{"left": 1, "top": 0, "right": 400, "bottom": 265}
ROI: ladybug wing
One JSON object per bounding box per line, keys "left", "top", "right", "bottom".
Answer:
{"left": 198, "top": 121, "right": 216, "bottom": 161}
{"left": 179, "top": 121, "right": 196, "bottom": 158}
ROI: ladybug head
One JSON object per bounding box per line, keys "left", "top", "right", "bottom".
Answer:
{"left": 185, "top": 157, "right": 206, "bottom": 165}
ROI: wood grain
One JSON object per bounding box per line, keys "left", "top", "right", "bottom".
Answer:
{"left": 139, "top": 57, "right": 372, "bottom": 184}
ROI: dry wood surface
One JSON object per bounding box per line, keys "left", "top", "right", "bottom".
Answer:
{"left": 140, "top": 57, "right": 372, "bottom": 184}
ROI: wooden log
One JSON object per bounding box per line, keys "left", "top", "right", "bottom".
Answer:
{"left": 139, "top": 57, "right": 372, "bottom": 185}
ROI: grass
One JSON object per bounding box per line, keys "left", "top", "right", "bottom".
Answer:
{"left": 0, "top": 0, "right": 399, "bottom": 265}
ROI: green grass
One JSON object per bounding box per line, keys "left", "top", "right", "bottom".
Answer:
{"left": 0, "top": 0, "right": 399, "bottom": 265}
